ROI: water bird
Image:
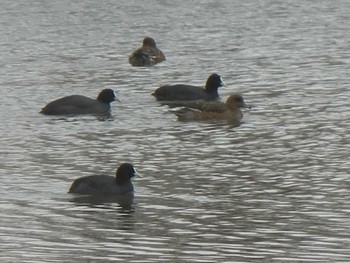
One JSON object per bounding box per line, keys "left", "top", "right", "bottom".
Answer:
{"left": 40, "top": 89, "right": 117, "bottom": 115}
{"left": 173, "top": 93, "right": 250, "bottom": 123}
{"left": 152, "top": 73, "right": 226, "bottom": 102}
{"left": 68, "top": 163, "right": 139, "bottom": 195}
{"left": 129, "top": 37, "right": 165, "bottom": 66}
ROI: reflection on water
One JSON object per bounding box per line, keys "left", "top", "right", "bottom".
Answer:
{"left": 1, "top": 0, "right": 349, "bottom": 262}
{"left": 70, "top": 192, "right": 134, "bottom": 209}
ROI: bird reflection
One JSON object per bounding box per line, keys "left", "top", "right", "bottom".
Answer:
{"left": 69, "top": 191, "right": 134, "bottom": 210}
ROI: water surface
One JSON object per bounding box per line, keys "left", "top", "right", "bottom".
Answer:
{"left": 0, "top": 0, "right": 349, "bottom": 262}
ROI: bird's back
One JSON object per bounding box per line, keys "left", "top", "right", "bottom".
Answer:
{"left": 175, "top": 107, "right": 242, "bottom": 122}
{"left": 153, "top": 85, "right": 213, "bottom": 101}
{"left": 69, "top": 175, "right": 133, "bottom": 195}
{"left": 41, "top": 95, "right": 109, "bottom": 115}
{"left": 170, "top": 100, "right": 227, "bottom": 112}
{"left": 129, "top": 47, "right": 165, "bottom": 66}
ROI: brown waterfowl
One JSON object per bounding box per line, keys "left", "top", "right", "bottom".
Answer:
{"left": 173, "top": 93, "right": 249, "bottom": 123}
{"left": 129, "top": 37, "right": 165, "bottom": 66}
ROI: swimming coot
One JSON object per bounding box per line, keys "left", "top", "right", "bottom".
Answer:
{"left": 68, "top": 163, "right": 139, "bottom": 195}
{"left": 40, "top": 89, "right": 117, "bottom": 115}
{"left": 152, "top": 73, "right": 225, "bottom": 101}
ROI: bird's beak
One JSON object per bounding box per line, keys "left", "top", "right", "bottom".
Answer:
{"left": 113, "top": 91, "right": 121, "bottom": 102}
{"left": 220, "top": 77, "right": 227, "bottom": 87}
{"left": 242, "top": 102, "right": 251, "bottom": 109}
{"left": 134, "top": 168, "right": 142, "bottom": 177}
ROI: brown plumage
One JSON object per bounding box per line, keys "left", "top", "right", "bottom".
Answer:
{"left": 129, "top": 37, "right": 165, "bottom": 66}
{"left": 173, "top": 94, "right": 250, "bottom": 123}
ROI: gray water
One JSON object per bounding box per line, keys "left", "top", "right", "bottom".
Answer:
{"left": 0, "top": 0, "right": 349, "bottom": 262}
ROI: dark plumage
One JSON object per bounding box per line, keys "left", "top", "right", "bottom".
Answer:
{"left": 129, "top": 37, "right": 165, "bottom": 67}
{"left": 152, "top": 73, "right": 225, "bottom": 101}
{"left": 40, "top": 89, "right": 116, "bottom": 115}
{"left": 68, "top": 163, "right": 138, "bottom": 195}
{"left": 173, "top": 93, "right": 250, "bottom": 123}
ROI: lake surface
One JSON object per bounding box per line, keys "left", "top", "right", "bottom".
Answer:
{"left": 0, "top": 0, "right": 349, "bottom": 262}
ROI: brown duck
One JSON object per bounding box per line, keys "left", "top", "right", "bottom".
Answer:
{"left": 129, "top": 37, "right": 165, "bottom": 66}
{"left": 173, "top": 94, "right": 250, "bottom": 123}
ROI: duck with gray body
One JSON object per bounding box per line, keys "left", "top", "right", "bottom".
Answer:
{"left": 40, "top": 89, "right": 117, "bottom": 115}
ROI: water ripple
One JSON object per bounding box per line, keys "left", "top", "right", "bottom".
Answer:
{"left": 1, "top": 0, "right": 349, "bottom": 262}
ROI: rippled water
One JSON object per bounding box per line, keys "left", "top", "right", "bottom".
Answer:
{"left": 1, "top": 0, "right": 349, "bottom": 262}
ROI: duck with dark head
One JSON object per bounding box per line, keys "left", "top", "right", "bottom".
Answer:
{"left": 152, "top": 73, "right": 226, "bottom": 102}
{"left": 40, "top": 89, "right": 117, "bottom": 116}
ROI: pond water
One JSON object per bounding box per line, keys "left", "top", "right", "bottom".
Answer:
{"left": 0, "top": 0, "right": 349, "bottom": 262}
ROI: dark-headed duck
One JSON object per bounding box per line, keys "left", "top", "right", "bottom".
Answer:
{"left": 152, "top": 73, "right": 225, "bottom": 102}
{"left": 68, "top": 163, "right": 139, "bottom": 195}
{"left": 40, "top": 89, "right": 117, "bottom": 115}
{"left": 129, "top": 37, "right": 165, "bottom": 67}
